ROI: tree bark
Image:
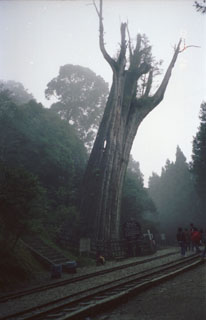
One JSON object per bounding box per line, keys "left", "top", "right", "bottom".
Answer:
{"left": 80, "top": 0, "right": 181, "bottom": 241}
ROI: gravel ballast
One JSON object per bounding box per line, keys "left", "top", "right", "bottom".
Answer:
{"left": 0, "top": 247, "right": 193, "bottom": 319}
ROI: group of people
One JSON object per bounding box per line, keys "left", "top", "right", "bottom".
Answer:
{"left": 176, "top": 223, "right": 206, "bottom": 258}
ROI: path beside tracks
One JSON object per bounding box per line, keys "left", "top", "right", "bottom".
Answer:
{"left": 93, "top": 259, "right": 206, "bottom": 320}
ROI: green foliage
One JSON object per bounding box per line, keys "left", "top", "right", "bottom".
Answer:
{"left": 45, "top": 64, "right": 109, "bottom": 149}
{"left": 0, "top": 92, "right": 87, "bottom": 200}
{"left": 0, "top": 89, "right": 88, "bottom": 241}
{"left": 0, "top": 241, "right": 48, "bottom": 291}
{"left": 45, "top": 205, "right": 80, "bottom": 238}
{"left": 121, "top": 156, "right": 158, "bottom": 233}
{"left": 0, "top": 163, "right": 46, "bottom": 249}
{"left": 148, "top": 146, "right": 201, "bottom": 241}
{"left": 0, "top": 80, "right": 34, "bottom": 105}
{"left": 191, "top": 102, "right": 206, "bottom": 212}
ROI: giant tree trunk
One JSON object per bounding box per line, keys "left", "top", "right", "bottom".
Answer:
{"left": 79, "top": 0, "right": 181, "bottom": 241}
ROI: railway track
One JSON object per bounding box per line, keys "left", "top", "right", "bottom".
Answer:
{"left": 0, "top": 254, "right": 202, "bottom": 320}
{"left": 0, "top": 250, "right": 178, "bottom": 303}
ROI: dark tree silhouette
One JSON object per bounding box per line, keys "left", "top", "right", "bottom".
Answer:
{"left": 194, "top": 0, "right": 206, "bottom": 13}
{"left": 45, "top": 65, "right": 108, "bottom": 149}
{"left": 191, "top": 102, "right": 206, "bottom": 214}
{"left": 79, "top": 0, "right": 182, "bottom": 241}
{"left": 148, "top": 146, "right": 201, "bottom": 242}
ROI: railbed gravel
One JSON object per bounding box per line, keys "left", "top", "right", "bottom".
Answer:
{"left": 0, "top": 247, "right": 184, "bottom": 319}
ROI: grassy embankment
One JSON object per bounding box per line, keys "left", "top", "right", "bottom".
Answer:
{"left": 0, "top": 236, "right": 95, "bottom": 293}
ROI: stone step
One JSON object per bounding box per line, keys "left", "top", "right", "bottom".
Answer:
{"left": 22, "top": 236, "right": 71, "bottom": 271}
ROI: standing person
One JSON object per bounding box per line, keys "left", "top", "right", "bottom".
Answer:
{"left": 201, "top": 229, "right": 206, "bottom": 259}
{"left": 176, "top": 227, "right": 186, "bottom": 257}
{"left": 190, "top": 223, "right": 195, "bottom": 231}
{"left": 190, "top": 223, "right": 195, "bottom": 252}
{"left": 191, "top": 228, "right": 202, "bottom": 254}
{"left": 184, "top": 228, "right": 191, "bottom": 252}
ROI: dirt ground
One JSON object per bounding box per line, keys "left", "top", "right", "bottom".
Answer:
{"left": 92, "top": 261, "right": 206, "bottom": 320}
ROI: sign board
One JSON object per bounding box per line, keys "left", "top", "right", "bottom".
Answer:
{"left": 79, "top": 238, "right": 91, "bottom": 255}
{"left": 160, "top": 233, "right": 166, "bottom": 241}
{"left": 123, "top": 220, "right": 141, "bottom": 241}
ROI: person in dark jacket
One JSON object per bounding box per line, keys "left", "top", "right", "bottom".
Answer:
{"left": 184, "top": 228, "right": 191, "bottom": 252}
{"left": 176, "top": 227, "right": 186, "bottom": 256}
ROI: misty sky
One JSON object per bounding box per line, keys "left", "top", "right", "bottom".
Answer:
{"left": 0, "top": 0, "right": 205, "bottom": 185}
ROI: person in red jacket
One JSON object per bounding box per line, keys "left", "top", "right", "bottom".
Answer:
{"left": 190, "top": 223, "right": 195, "bottom": 251}
{"left": 191, "top": 228, "right": 202, "bottom": 253}
{"left": 201, "top": 229, "right": 206, "bottom": 259}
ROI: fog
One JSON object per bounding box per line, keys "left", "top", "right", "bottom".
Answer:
{"left": 0, "top": 0, "right": 205, "bottom": 185}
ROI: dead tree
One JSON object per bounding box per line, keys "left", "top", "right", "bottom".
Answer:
{"left": 79, "top": 0, "right": 182, "bottom": 241}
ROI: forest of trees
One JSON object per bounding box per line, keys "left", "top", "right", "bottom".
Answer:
{"left": 0, "top": 81, "right": 87, "bottom": 249}
{"left": 148, "top": 146, "right": 203, "bottom": 242}
{"left": 1, "top": 76, "right": 205, "bottom": 250}
{"left": 191, "top": 102, "right": 206, "bottom": 217}
{"left": 0, "top": 79, "right": 159, "bottom": 251}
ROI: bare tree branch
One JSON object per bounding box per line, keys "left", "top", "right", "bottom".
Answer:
{"left": 94, "top": 0, "right": 117, "bottom": 71}
{"left": 128, "top": 34, "right": 152, "bottom": 74}
{"left": 179, "top": 39, "right": 201, "bottom": 52}
{"left": 144, "top": 70, "right": 153, "bottom": 97}
{"left": 117, "top": 22, "right": 127, "bottom": 68}
{"left": 92, "top": 0, "right": 100, "bottom": 16}
{"left": 126, "top": 21, "right": 133, "bottom": 60}
{"left": 134, "top": 34, "right": 142, "bottom": 55}
{"left": 152, "top": 39, "right": 182, "bottom": 105}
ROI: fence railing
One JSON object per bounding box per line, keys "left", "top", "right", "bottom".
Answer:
{"left": 57, "top": 233, "right": 156, "bottom": 258}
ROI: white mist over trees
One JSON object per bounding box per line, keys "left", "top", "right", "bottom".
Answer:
{"left": 0, "top": 80, "right": 34, "bottom": 105}
{"left": 148, "top": 146, "right": 201, "bottom": 242}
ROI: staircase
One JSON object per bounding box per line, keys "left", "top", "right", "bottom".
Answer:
{"left": 22, "top": 236, "right": 70, "bottom": 269}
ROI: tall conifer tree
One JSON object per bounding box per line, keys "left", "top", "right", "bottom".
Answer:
{"left": 191, "top": 102, "right": 206, "bottom": 215}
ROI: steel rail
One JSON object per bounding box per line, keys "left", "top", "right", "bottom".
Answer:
{"left": 38, "top": 256, "right": 203, "bottom": 320}
{"left": 63, "top": 258, "right": 203, "bottom": 320}
{"left": 0, "top": 250, "right": 178, "bottom": 303}
{"left": 0, "top": 254, "right": 201, "bottom": 320}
